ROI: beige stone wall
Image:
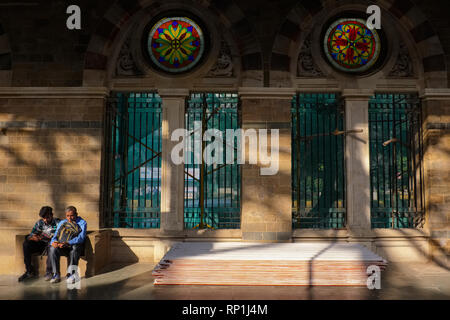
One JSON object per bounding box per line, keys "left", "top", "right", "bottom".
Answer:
{"left": 240, "top": 92, "right": 293, "bottom": 241}
{"left": 0, "top": 0, "right": 449, "bottom": 273}
{"left": 0, "top": 93, "right": 105, "bottom": 273}
{"left": 422, "top": 94, "right": 450, "bottom": 264}
{"left": 0, "top": 89, "right": 449, "bottom": 273}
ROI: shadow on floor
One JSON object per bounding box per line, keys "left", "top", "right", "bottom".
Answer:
{"left": 5, "top": 261, "right": 449, "bottom": 300}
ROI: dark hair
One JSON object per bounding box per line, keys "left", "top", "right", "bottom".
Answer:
{"left": 65, "top": 206, "right": 77, "bottom": 215}
{"left": 39, "top": 206, "right": 53, "bottom": 218}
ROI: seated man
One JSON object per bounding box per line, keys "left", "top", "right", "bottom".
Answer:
{"left": 48, "top": 206, "right": 87, "bottom": 284}
{"left": 18, "top": 206, "right": 60, "bottom": 282}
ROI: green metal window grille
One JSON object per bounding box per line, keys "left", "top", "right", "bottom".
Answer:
{"left": 369, "top": 93, "right": 424, "bottom": 228}
{"left": 105, "top": 92, "right": 162, "bottom": 228}
{"left": 291, "top": 93, "right": 346, "bottom": 229}
{"left": 184, "top": 92, "right": 241, "bottom": 229}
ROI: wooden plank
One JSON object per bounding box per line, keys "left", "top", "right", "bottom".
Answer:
{"left": 153, "top": 242, "right": 388, "bottom": 286}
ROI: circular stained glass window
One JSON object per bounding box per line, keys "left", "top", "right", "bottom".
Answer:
{"left": 147, "top": 17, "right": 205, "bottom": 73}
{"left": 324, "top": 18, "right": 381, "bottom": 73}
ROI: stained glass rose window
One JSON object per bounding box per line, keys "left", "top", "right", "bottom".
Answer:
{"left": 324, "top": 18, "right": 381, "bottom": 73}
{"left": 147, "top": 17, "right": 205, "bottom": 73}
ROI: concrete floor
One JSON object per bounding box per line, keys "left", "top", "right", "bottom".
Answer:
{"left": 0, "top": 261, "right": 449, "bottom": 300}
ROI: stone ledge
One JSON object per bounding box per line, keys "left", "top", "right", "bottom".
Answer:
{"left": 0, "top": 120, "right": 102, "bottom": 129}
{"left": 110, "top": 228, "right": 242, "bottom": 239}
{"left": 238, "top": 87, "right": 296, "bottom": 99}
{"left": 426, "top": 122, "right": 450, "bottom": 130}
{"left": 108, "top": 228, "right": 431, "bottom": 240}
{"left": 293, "top": 229, "right": 349, "bottom": 238}
{"left": 158, "top": 88, "right": 190, "bottom": 98}
{"left": 420, "top": 88, "right": 450, "bottom": 100}
{"left": 342, "top": 89, "right": 375, "bottom": 99}
{"left": 13, "top": 230, "right": 111, "bottom": 277}
{"left": 370, "top": 228, "right": 430, "bottom": 238}
{"left": 0, "top": 87, "right": 109, "bottom": 98}
{"left": 242, "top": 231, "right": 292, "bottom": 242}
{"left": 293, "top": 228, "right": 430, "bottom": 239}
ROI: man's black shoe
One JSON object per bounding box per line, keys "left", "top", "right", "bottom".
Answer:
{"left": 18, "top": 271, "right": 35, "bottom": 282}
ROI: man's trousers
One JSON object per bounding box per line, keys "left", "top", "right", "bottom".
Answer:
{"left": 22, "top": 239, "right": 52, "bottom": 274}
{"left": 48, "top": 244, "right": 85, "bottom": 275}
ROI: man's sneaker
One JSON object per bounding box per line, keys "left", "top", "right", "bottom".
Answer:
{"left": 44, "top": 273, "right": 53, "bottom": 281}
{"left": 50, "top": 274, "right": 60, "bottom": 284}
{"left": 18, "top": 271, "right": 34, "bottom": 282}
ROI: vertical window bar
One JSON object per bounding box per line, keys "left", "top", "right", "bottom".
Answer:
{"left": 292, "top": 93, "right": 345, "bottom": 229}
{"left": 106, "top": 92, "right": 161, "bottom": 228}
{"left": 369, "top": 93, "right": 423, "bottom": 228}
{"left": 184, "top": 92, "right": 240, "bottom": 229}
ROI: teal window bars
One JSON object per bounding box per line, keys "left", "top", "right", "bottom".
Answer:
{"left": 105, "top": 92, "right": 162, "bottom": 228}
{"left": 184, "top": 92, "right": 241, "bottom": 229}
{"left": 291, "top": 93, "right": 346, "bottom": 229}
{"left": 369, "top": 93, "right": 424, "bottom": 228}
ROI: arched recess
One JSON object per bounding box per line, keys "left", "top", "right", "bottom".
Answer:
{"left": 270, "top": 0, "right": 448, "bottom": 89}
{"left": 0, "top": 21, "right": 12, "bottom": 86}
{"left": 83, "top": 0, "right": 263, "bottom": 88}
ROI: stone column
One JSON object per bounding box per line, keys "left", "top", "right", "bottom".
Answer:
{"left": 421, "top": 88, "right": 450, "bottom": 265}
{"left": 239, "top": 87, "right": 295, "bottom": 242}
{"left": 159, "top": 89, "right": 189, "bottom": 232}
{"left": 342, "top": 89, "right": 374, "bottom": 235}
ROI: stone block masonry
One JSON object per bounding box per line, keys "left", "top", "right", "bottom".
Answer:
{"left": 0, "top": 92, "right": 106, "bottom": 274}
{"left": 239, "top": 89, "right": 294, "bottom": 242}
{"left": 422, "top": 91, "right": 450, "bottom": 265}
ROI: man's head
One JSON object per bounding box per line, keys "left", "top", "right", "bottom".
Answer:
{"left": 65, "top": 206, "right": 78, "bottom": 222}
{"left": 39, "top": 206, "right": 53, "bottom": 224}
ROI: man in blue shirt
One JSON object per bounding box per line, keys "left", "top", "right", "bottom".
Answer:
{"left": 48, "top": 206, "right": 87, "bottom": 284}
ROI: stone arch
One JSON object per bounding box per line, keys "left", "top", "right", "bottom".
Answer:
{"left": 270, "top": 0, "right": 448, "bottom": 88}
{"left": 83, "top": 0, "right": 263, "bottom": 87}
{"left": 0, "top": 21, "right": 12, "bottom": 86}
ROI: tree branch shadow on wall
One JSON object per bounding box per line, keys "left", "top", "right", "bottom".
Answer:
{"left": 367, "top": 116, "right": 450, "bottom": 271}
{"left": 0, "top": 115, "right": 100, "bottom": 227}
{"left": 420, "top": 126, "right": 450, "bottom": 269}
{"left": 0, "top": 114, "right": 103, "bottom": 277}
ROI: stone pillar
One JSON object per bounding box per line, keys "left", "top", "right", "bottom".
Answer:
{"left": 421, "top": 89, "right": 450, "bottom": 265}
{"left": 342, "top": 89, "right": 374, "bottom": 235}
{"left": 239, "top": 87, "right": 295, "bottom": 242}
{"left": 159, "top": 89, "right": 188, "bottom": 232}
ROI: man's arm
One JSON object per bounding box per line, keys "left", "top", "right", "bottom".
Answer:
{"left": 50, "top": 221, "right": 64, "bottom": 245}
{"left": 27, "top": 221, "right": 40, "bottom": 240}
{"left": 68, "top": 219, "right": 87, "bottom": 245}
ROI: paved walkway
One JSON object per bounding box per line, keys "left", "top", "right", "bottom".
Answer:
{"left": 0, "top": 262, "right": 448, "bottom": 300}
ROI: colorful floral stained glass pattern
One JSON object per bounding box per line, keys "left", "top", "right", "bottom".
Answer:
{"left": 147, "top": 17, "right": 205, "bottom": 73}
{"left": 324, "top": 18, "right": 381, "bottom": 73}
